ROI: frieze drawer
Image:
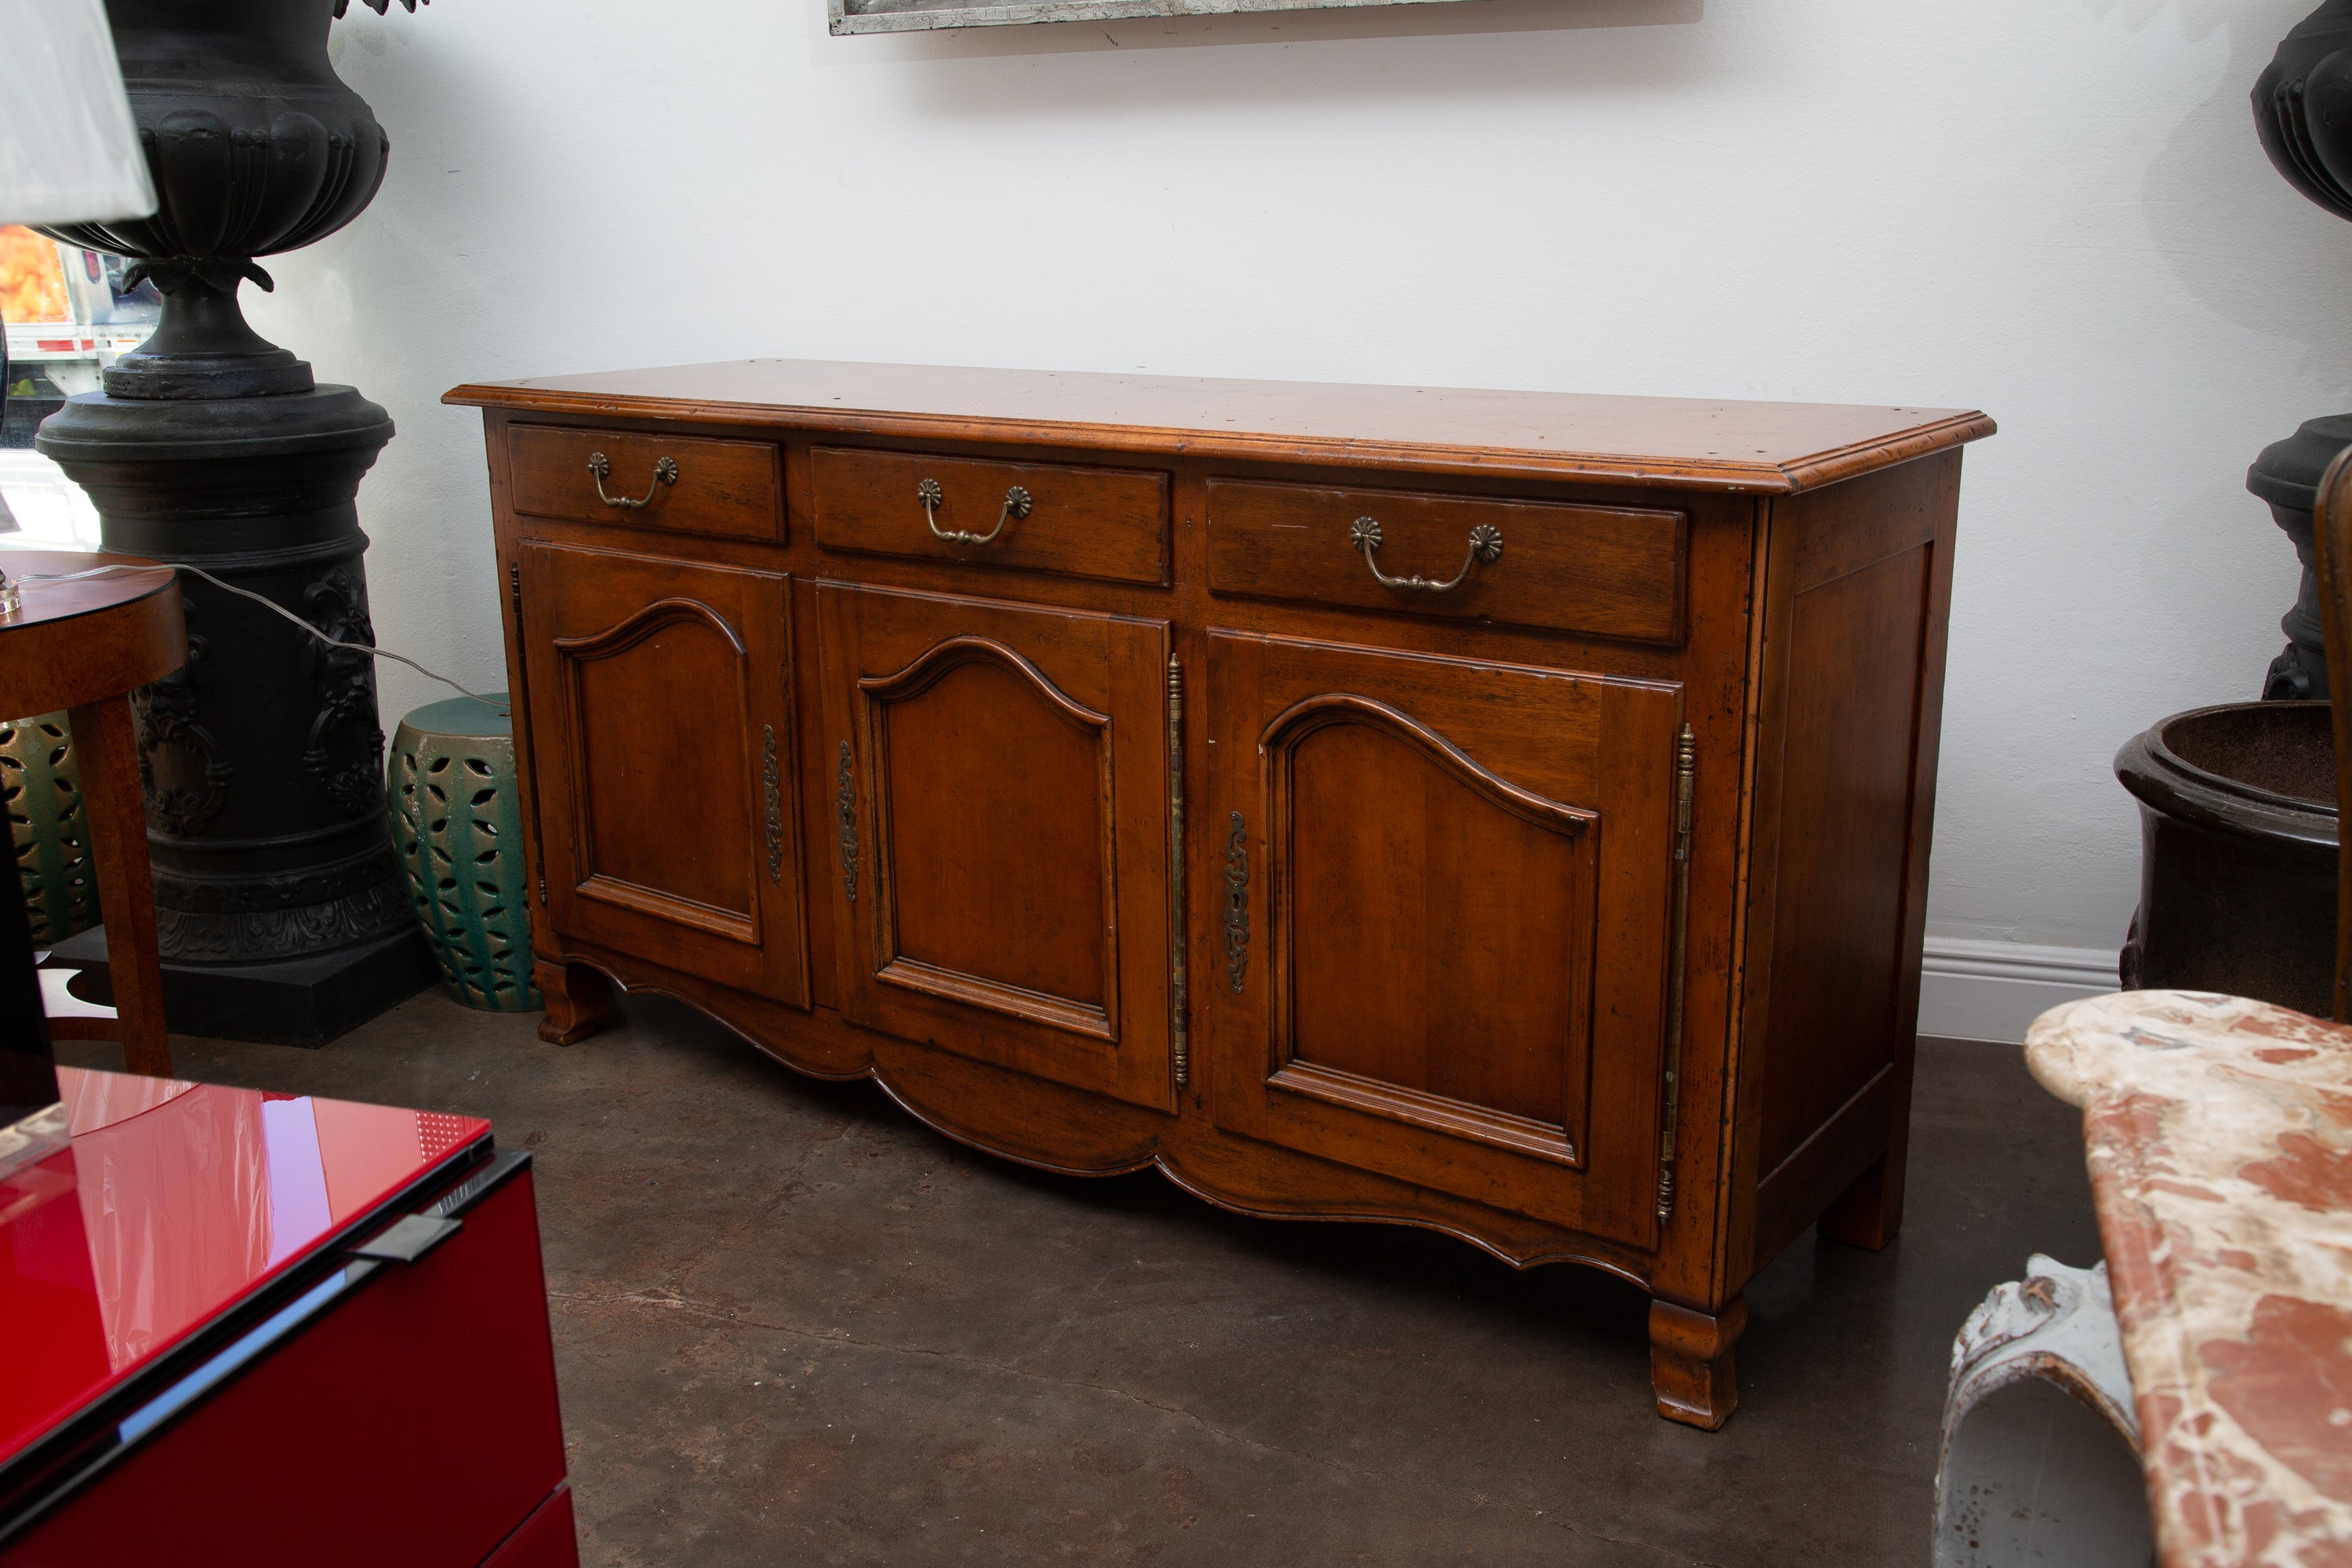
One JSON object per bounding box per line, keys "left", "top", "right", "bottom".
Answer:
{"left": 1206, "top": 477, "right": 1687, "bottom": 643}
{"left": 506, "top": 425, "right": 783, "bottom": 542}
{"left": 811, "top": 445, "right": 1170, "bottom": 586}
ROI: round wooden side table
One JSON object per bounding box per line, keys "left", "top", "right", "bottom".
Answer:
{"left": 0, "top": 551, "right": 184, "bottom": 1076}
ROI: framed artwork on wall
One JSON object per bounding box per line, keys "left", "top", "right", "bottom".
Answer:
{"left": 829, "top": 0, "right": 1483, "bottom": 34}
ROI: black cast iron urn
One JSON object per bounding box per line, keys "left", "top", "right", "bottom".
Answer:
{"left": 32, "top": 0, "right": 435, "bottom": 1044}
{"left": 2251, "top": 1, "right": 2352, "bottom": 699}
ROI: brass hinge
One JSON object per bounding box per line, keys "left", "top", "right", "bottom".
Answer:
{"left": 1657, "top": 722, "right": 1696, "bottom": 1225}
{"left": 760, "top": 725, "right": 783, "bottom": 884}
{"left": 836, "top": 741, "right": 859, "bottom": 902}
{"left": 1224, "top": 811, "right": 1250, "bottom": 995}
{"left": 1167, "top": 655, "right": 1188, "bottom": 1088}
{"left": 509, "top": 560, "right": 547, "bottom": 906}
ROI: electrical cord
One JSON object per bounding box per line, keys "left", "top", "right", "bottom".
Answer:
{"left": 2, "top": 558, "right": 507, "bottom": 716}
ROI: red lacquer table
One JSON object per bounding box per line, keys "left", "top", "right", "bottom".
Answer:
{"left": 0, "top": 1066, "right": 575, "bottom": 1566}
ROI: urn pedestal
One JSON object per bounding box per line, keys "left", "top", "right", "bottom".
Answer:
{"left": 38, "top": 384, "right": 434, "bottom": 1045}
{"left": 31, "top": 0, "right": 434, "bottom": 1044}
{"left": 2250, "top": 415, "right": 2352, "bottom": 700}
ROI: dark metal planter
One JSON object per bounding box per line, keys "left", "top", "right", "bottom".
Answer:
{"left": 2116, "top": 702, "right": 2337, "bottom": 1016}
{"left": 31, "top": 0, "right": 433, "bottom": 1046}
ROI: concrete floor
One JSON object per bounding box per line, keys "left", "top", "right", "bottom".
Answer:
{"left": 62, "top": 992, "right": 2100, "bottom": 1567}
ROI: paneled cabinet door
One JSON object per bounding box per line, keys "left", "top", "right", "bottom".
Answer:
{"left": 515, "top": 541, "right": 808, "bottom": 1005}
{"left": 1206, "top": 633, "right": 1682, "bottom": 1247}
{"left": 817, "top": 583, "right": 1175, "bottom": 1112}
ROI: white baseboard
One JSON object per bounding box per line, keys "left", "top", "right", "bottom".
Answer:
{"left": 1916, "top": 936, "right": 2119, "bottom": 1045}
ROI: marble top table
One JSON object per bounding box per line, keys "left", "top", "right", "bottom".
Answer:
{"left": 2026, "top": 990, "right": 2352, "bottom": 1567}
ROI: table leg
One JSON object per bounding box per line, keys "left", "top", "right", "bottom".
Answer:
{"left": 1934, "top": 1258, "right": 2147, "bottom": 1565}
{"left": 67, "top": 696, "right": 170, "bottom": 1077}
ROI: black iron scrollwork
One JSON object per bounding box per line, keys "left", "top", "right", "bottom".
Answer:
{"left": 132, "top": 617, "right": 232, "bottom": 837}
{"left": 299, "top": 566, "right": 388, "bottom": 818}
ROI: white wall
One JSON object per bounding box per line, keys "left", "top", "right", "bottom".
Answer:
{"left": 248, "top": 0, "right": 2352, "bottom": 989}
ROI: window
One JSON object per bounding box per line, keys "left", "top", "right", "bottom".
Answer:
{"left": 0, "top": 225, "right": 159, "bottom": 548}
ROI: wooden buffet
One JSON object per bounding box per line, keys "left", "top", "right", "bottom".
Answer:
{"left": 444, "top": 360, "right": 1993, "bottom": 1428}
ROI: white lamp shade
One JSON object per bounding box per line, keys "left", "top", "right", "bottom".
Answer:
{"left": 0, "top": 0, "right": 155, "bottom": 228}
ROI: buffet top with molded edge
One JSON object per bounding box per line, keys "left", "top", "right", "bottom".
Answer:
{"left": 445, "top": 357, "right": 1993, "bottom": 493}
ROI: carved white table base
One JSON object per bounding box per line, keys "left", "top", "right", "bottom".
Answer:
{"left": 1934, "top": 1254, "right": 2153, "bottom": 1566}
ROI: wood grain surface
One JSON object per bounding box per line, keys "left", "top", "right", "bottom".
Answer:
{"left": 514, "top": 542, "right": 808, "bottom": 1007}
{"left": 819, "top": 580, "right": 1176, "bottom": 1112}
{"left": 507, "top": 424, "right": 782, "bottom": 543}
{"left": 1206, "top": 477, "right": 1685, "bottom": 642}
{"left": 811, "top": 445, "right": 1169, "bottom": 585}
{"left": 448, "top": 358, "right": 1994, "bottom": 494}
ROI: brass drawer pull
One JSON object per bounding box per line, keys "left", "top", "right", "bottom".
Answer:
{"left": 587, "top": 452, "right": 679, "bottom": 510}
{"left": 918, "top": 477, "right": 1032, "bottom": 546}
{"left": 1348, "top": 517, "right": 1503, "bottom": 594}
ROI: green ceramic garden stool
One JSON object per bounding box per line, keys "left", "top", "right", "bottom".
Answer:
{"left": 2, "top": 711, "right": 100, "bottom": 946}
{"left": 388, "top": 693, "right": 541, "bottom": 1011}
